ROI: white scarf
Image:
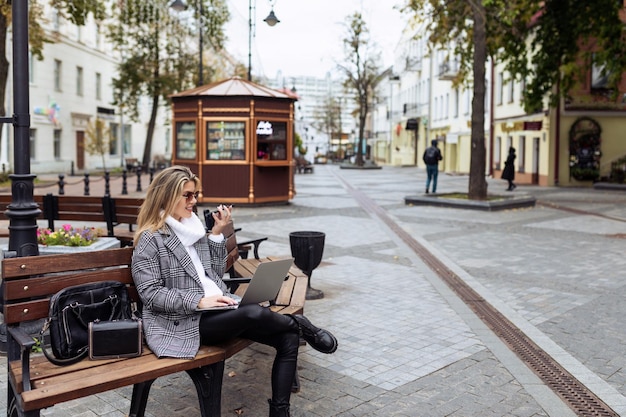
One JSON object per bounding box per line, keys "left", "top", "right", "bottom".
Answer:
{"left": 165, "top": 213, "right": 206, "bottom": 246}
{"left": 165, "top": 213, "right": 222, "bottom": 297}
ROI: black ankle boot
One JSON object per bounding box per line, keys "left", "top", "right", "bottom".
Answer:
{"left": 291, "top": 315, "right": 338, "bottom": 354}
{"left": 268, "top": 399, "right": 291, "bottom": 417}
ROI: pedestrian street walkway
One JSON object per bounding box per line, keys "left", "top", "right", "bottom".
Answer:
{"left": 1, "top": 164, "right": 626, "bottom": 416}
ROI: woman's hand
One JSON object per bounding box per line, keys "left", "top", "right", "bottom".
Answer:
{"left": 197, "top": 295, "right": 239, "bottom": 309}
{"left": 210, "top": 204, "right": 232, "bottom": 236}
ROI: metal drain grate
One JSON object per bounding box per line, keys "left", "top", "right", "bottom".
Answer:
{"left": 340, "top": 179, "right": 619, "bottom": 417}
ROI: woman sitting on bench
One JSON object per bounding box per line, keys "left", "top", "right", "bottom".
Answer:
{"left": 131, "top": 166, "right": 337, "bottom": 417}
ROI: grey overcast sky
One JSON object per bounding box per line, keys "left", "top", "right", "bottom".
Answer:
{"left": 224, "top": 0, "right": 407, "bottom": 79}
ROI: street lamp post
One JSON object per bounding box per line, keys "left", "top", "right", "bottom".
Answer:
{"left": 248, "top": 0, "right": 280, "bottom": 81}
{"left": 0, "top": 0, "right": 40, "bottom": 257}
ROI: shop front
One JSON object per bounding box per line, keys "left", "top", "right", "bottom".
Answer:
{"left": 171, "top": 77, "right": 297, "bottom": 205}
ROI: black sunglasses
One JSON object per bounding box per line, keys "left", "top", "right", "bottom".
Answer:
{"left": 182, "top": 191, "right": 200, "bottom": 201}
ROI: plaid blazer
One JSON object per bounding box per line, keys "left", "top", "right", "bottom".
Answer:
{"left": 131, "top": 224, "right": 230, "bottom": 359}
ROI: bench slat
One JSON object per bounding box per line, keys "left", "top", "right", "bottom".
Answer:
{"left": 16, "top": 346, "right": 227, "bottom": 411}
{"left": 2, "top": 247, "right": 134, "bottom": 279}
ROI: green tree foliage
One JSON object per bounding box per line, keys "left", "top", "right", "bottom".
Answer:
{"left": 338, "top": 12, "right": 385, "bottom": 167}
{"left": 499, "top": 0, "right": 626, "bottom": 112}
{"left": 107, "top": 0, "right": 229, "bottom": 168}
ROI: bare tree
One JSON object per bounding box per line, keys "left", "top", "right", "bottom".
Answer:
{"left": 85, "top": 118, "right": 112, "bottom": 171}
{"left": 337, "top": 12, "right": 384, "bottom": 166}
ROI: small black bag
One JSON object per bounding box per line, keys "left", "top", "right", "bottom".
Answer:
{"left": 43, "top": 281, "right": 132, "bottom": 366}
{"left": 89, "top": 319, "right": 142, "bottom": 360}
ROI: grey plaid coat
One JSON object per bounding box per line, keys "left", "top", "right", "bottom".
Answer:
{"left": 131, "top": 224, "right": 231, "bottom": 359}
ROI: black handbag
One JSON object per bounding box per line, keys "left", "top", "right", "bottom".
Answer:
{"left": 42, "top": 281, "right": 133, "bottom": 366}
{"left": 88, "top": 319, "right": 142, "bottom": 360}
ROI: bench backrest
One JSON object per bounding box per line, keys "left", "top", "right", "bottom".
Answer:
{"left": 42, "top": 194, "right": 108, "bottom": 230}
{"left": 103, "top": 196, "right": 143, "bottom": 235}
{"left": 0, "top": 194, "right": 44, "bottom": 219}
{"left": 222, "top": 220, "right": 240, "bottom": 273}
{"left": 2, "top": 247, "right": 136, "bottom": 326}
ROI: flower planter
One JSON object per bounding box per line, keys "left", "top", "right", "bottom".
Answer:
{"left": 37, "top": 237, "right": 121, "bottom": 255}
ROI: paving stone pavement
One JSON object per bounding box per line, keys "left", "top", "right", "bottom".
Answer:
{"left": 1, "top": 165, "right": 626, "bottom": 416}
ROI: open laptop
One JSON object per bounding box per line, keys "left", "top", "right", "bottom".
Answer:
{"left": 197, "top": 258, "right": 294, "bottom": 311}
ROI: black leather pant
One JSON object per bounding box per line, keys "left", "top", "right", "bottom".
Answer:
{"left": 199, "top": 304, "right": 299, "bottom": 405}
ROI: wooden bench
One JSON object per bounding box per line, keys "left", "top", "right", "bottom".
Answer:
{"left": 0, "top": 195, "right": 44, "bottom": 237}
{"left": 295, "top": 156, "right": 314, "bottom": 174}
{"left": 3, "top": 223, "right": 307, "bottom": 417}
{"left": 103, "top": 196, "right": 143, "bottom": 246}
{"left": 125, "top": 158, "right": 139, "bottom": 172}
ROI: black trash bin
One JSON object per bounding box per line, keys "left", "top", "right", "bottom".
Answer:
{"left": 289, "top": 231, "right": 325, "bottom": 300}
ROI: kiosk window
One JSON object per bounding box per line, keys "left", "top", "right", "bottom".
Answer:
{"left": 256, "top": 121, "right": 287, "bottom": 160}
{"left": 175, "top": 121, "right": 196, "bottom": 160}
{"left": 206, "top": 121, "right": 246, "bottom": 160}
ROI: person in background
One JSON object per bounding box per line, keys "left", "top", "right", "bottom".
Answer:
{"left": 131, "top": 165, "right": 338, "bottom": 417}
{"left": 423, "top": 139, "right": 443, "bottom": 194}
{"left": 502, "top": 147, "right": 517, "bottom": 191}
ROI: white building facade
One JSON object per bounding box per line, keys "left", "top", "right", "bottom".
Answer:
{"left": 4, "top": 4, "right": 170, "bottom": 175}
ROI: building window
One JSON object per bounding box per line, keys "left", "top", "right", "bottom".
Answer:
{"left": 96, "top": 24, "right": 102, "bottom": 49}
{"left": 464, "top": 89, "right": 470, "bottom": 115}
{"left": 497, "top": 72, "right": 504, "bottom": 105}
{"left": 29, "top": 129, "right": 36, "bottom": 160}
{"left": 96, "top": 72, "right": 101, "bottom": 100}
{"left": 495, "top": 136, "right": 501, "bottom": 170}
{"left": 52, "top": 9, "right": 60, "bottom": 31}
{"left": 53, "top": 129, "right": 62, "bottom": 160}
{"left": 54, "top": 60, "right": 62, "bottom": 92}
{"left": 76, "top": 66, "right": 83, "bottom": 96}
{"left": 518, "top": 136, "right": 526, "bottom": 173}
{"left": 507, "top": 78, "right": 514, "bottom": 103}
{"left": 591, "top": 53, "right": 609, "bottom": 90}
{"left": 453, "top": 89, "right": 459, "bottom": 118}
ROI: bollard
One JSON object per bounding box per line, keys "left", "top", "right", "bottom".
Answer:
{"left": 136, "top": 166, "right": 142, "bottom": 192}
{"left": 104, "top": 171, "right": 110, "bottom": 197}
{"left": 121, "top": 170, "right": 128, "bottom": 195}
{"left": 71, "top": 161, "right": 75, "bottom": 176}
{"left": 1, "top": 163, "right": 5, "bottom": 174}
{"left": 149, "top": 167, "right": 155, "bottom": 184}
{"left": 58, "top": 174, "right": 65, "bottom": 195}
{"left": 84, "top": 172, "right": 90, "bottom": 196}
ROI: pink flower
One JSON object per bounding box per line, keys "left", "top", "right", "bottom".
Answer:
{"left": 62, "top": 224, "right": 72, "bottom": 232}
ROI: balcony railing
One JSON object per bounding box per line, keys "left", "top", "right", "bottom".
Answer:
{"left": 438, "top": 59, "right": 459, "bottom": 80}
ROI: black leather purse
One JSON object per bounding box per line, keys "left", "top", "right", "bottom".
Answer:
{"left": 42, "top": 281, "right": 133, "bottom": 366}
{"left": 88, "top": 319, "right": 142, "bottom": 360}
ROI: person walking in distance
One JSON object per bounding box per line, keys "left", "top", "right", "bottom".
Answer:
{"left": 423, "top": 139, "right": 443, "bottom": 194}
{"left": 502, "top": 147, "right": 517, "bottom": 191}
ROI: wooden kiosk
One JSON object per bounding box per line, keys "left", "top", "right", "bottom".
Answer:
{"left": 171, "top": 77, "right": 297, "bottom": 205}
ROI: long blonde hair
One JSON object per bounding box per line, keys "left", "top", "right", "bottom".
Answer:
{"left": 134, "top": 165, "right": 200, "bottom": 245}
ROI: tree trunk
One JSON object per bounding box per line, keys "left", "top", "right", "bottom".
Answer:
{"left": 142, "top": 94, "right": 158, "bottom": 169}
{"left": 468, "top": 1, "right": 488, "bottom": 200}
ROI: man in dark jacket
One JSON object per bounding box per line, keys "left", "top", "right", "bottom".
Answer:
{"left": 423, "top": 139, "right": 443, "bottom": 193}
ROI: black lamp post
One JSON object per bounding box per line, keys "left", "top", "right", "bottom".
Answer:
{"left": 248, "top": 0, "right": 280, "bottom": 81}
{"left": 170, "top": 0, "right": 204, "bottom": 87}
{"left": 0, "top": 0, "right": 40, "bottom": 257}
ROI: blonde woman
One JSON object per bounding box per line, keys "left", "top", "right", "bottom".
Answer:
{"left": 131, "top": 166, "right": 337, "bottom": 417}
